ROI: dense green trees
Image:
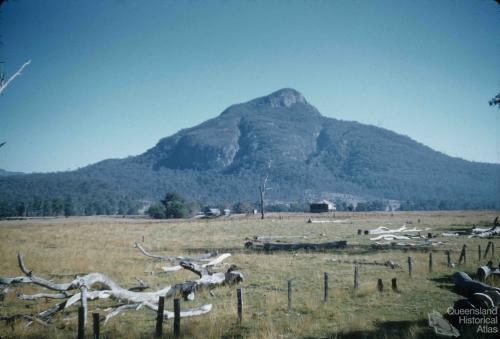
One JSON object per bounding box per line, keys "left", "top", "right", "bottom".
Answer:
{"left": 147, "top": 192, "right": 199, "bottom": 219}
{"left": 0, "top": 194, "right": 140, "bottom": 218}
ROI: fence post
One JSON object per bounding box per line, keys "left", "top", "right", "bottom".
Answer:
{"left": 391, "top": 278, "right": 398, "bottom": 292}
{"left": 429, "top": 253, "right": 433, "bottom": 273}
{"left": 447, "top": 250, "right": 452, "bottom": 268}
{"left": 407, "top": 257, "right": 412, "bottom": 278}
{"left": 483, "top": 242, "right": 492, "bottom": 259}
{"left": 287, "top": 280, "right": 292, "bottom": 312}
{"left": 155, "top": 296, "right": 164, "bottom": 337}
{"left": 237, "top": 288, "right": 243, "bottom": 323}
{"left": 174, "top": 298, "right": 180, "bottom": 337}
{"left": 458, "top": 244, "right": 466, "bottom": 265}
{"left": 377, "top": 279, "right": 383, "bottom": 292}
{"left": 92, "top": 312, "right": 100, "bottom": 339}
{"left": 78, "top": 306, "right": 85, "bottom": 339}
{"left": 80, "top": 285, "right": 87, "bottom": 328}
{"left": 323, "top": 272, "right": 329, "bottom": 302}
{"left": 354, "top": 266, "right": 359, "bottom": 291}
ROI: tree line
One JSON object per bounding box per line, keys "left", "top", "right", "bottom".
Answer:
{"left": 0, "top": 196, "right": 140, "bottom": 218}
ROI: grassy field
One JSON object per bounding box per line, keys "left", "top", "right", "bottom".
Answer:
{"left": 0, "top": 211, "right": 499, "bottom": 338}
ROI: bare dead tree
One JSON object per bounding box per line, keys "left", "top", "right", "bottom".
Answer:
{"left": 258, "top": 160, "right": 272, "bottom": 220}
{"left": 0, "top": 59, "right": 31, "bottom": 96}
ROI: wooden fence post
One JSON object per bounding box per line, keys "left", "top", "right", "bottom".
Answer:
{"left": 155, "top": 296, "right": 164, "bottom": 337}
{"left": 324, "top": 272, "right": 329, "bottom": 302}
{"left": 287, "top": 280, "right": 292, "bottom": 312}
{"left": 237, "top": 288, "right": 243, "bottom": 323}
{"left": 429, "top": 253, "right": 433, "bottom": 273}
{"left": 458, "top": 244, "right": 466, "bottom": 265}
{"left": 92, "top": 312, "right": 100, "bottom": 339}
{"left": 391, "top": 278, "right": 398, "bottom": 292}
{"left": 354, "top": 266, "right": 359, "bottom": 291}
{"left": 483, "top": 242, "right": 492, "bottom": 259}
{"left": 81, "top": 285, "right": 88, "bottom": 328}
{"left": 174, "top": 298, "right": 180, "bottom": 337}
{"left": 78, "top": 306, "right": 85, "bottom": 339}
{"left": 407, "top": 257, "right": 412, "bottom": 278}
{"left": 377, "top": 279, "right": 383, "bottom": 292}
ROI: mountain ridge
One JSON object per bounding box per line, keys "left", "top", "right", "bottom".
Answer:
{"left": 1, "top": 88, "right": 499, "bottom": 216}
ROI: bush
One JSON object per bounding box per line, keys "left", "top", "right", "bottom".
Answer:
{"left": 148, "top": 192, "right": 198, "bottom": 219}
{"left": 147, "top": 203, "right": 166, "bottom": 219}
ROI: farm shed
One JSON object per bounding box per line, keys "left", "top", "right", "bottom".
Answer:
{"left": 310, "top": 200, "right": 336, "bottom": 213}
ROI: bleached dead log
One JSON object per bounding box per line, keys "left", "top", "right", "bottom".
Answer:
{"left": 251, "top": 235, "right": 308, "bottom": 241}
{"left": 128, "top": 278, "right": 149, "bottom": 291}
{"left": 104, "top": 302, "right": 212, "bottom": 324}
{"left": 134, "top": 243, "right": 218, "bottom": 262}
{"left": 468, "top": 226, "right": 500, "bottom": 238}
{"left": 161, "top": 265, "right": 183, "bottom": 273}
{"left": 308, "top": 219, "right": 351, "bottom": 224}
{"left": 370, "top": 234, "right": 410, "bottom": 241}
{"left": 17, "top": 292, "right": 71, "bottom": 300}
{"left": 0, "top": 276, "right": 33, "bottom": 285}
{"left": 245, "top": 240, "right": 347, "bottom": 251}
{"left": 1, "top": 252, "right": 241, "bottom": 324}
{"left": 369, "top": 225, "right": 421, "bottom": 235}
{"left": 104, "top": 303, "right": 143, "bottom": 324}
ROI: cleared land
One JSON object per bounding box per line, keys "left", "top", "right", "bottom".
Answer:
{"left": 0, "top": 211, "right": 499, "bottom": 338}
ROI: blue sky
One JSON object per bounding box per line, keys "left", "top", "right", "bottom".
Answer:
{"left": 0, "top": 0, "right": 498, "bottom": 173}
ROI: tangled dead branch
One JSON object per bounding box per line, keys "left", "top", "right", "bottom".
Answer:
{"left": 0, "top": 251, "right": 243, "bottom": 327}
{"left": 134, "top": 243, "right": 218, "bottom": 262}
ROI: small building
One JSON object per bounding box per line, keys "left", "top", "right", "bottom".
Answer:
{"left": 205, "top": 208, "right": 221, "bottom": 217}
{"left": 310, "top": 200, "right": 336, "bottom": 213}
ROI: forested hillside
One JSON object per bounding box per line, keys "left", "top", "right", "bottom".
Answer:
{"left": 1, "top": 88, "right": 498, "bottom": 217}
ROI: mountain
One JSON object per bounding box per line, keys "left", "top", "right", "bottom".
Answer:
{"left": 1, "top": 88, "right": 499, "bottom": 216}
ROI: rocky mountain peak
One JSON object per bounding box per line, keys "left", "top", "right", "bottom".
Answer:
{"left": 255, "top": 88, "right": 308, "bottom": 108}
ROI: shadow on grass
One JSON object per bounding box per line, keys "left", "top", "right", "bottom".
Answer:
{"left": 428, "top": 274, "right": 455, "bottom": 292}
{"left": 303, "top": 319, "right": 437, "bottom": 339}
{"left": 305, "top": 318, "right": 495, "bottom": 339}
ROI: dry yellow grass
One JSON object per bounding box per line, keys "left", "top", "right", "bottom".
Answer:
{"left": 0, "top": 211, "right": 498, "bottom": 338}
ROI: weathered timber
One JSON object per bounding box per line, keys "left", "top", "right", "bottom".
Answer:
{"left": 391, "top": 278, "right": 399, "bottom": 292}
{"left": 135, "top": 243, "right": 217, "bottom": 262}
{"left": 377, "top": 279, "right": 383, "bottom": 292}
{"left": 1, "top": 252, "right": 241, "bottom": 324}
{"left": 245, "top": 240, "right": 347, "bottom": 251}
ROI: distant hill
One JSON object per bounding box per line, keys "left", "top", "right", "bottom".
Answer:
{"left": 1, "top": 88, "right": 499, "bottom": 216}
{"left": 0, "top": 169, "right": 24, "bottom": 176}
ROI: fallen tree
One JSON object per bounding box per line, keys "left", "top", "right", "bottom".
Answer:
{"left": 0, "top": 251, "right": 243, "bottom": 326}
{"left": 452, "top": 271, "right": 500, "bottom": 302}
{"left": 245, "top": 240, "right": 347, "bottom": 251}
{"left": 134, "top": 242, "right": 218, "bottom": 262}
